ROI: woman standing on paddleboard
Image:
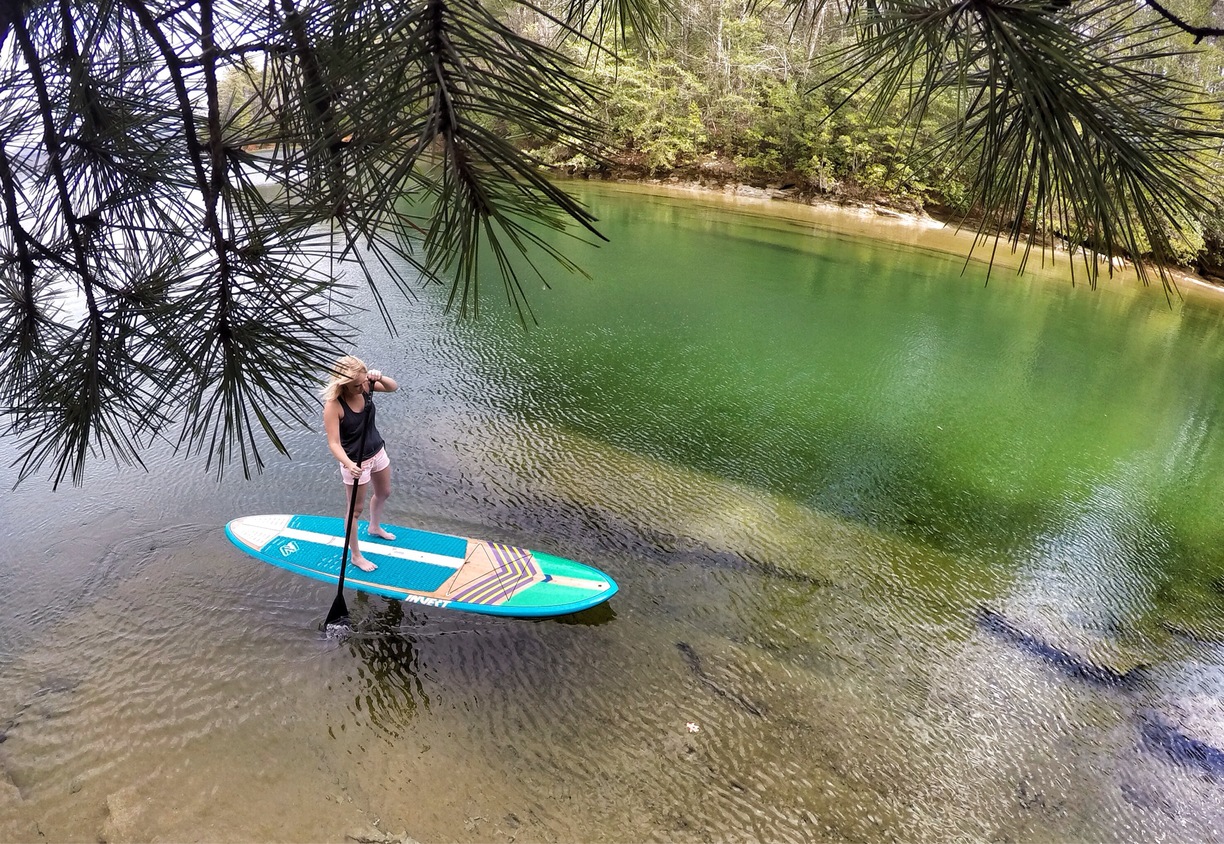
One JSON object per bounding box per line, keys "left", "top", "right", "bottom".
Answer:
{"left": 322, "top": 355, "right": 398, "bottom": 572}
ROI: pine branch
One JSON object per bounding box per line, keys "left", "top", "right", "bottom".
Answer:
{"left": 820, "top": 0, "right": 1224, "bottom": 290}
{"left": 280, "top": 0, "right": 351, "bottom": 218}
{"left": 1143, "top": 0, "right": 1224, "bottom": 43}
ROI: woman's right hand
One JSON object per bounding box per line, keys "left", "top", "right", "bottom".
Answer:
{"left": 346, "top": 461, "right": 361, "bottom": 477}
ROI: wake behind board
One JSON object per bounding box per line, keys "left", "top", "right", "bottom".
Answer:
{"left": 225, "top": 514, "right": 617, "bottom": 618}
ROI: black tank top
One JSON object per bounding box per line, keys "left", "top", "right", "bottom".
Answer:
{"left": 338, "top": 392, "right": 385, "bottom": 462}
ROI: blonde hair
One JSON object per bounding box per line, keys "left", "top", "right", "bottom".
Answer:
{"left": 320, "top": 354, "right": 367, "bottom": 402}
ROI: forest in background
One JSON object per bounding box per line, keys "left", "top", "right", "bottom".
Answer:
{"left": 211, "top": 0, "right": 1224, "bottom": 279}
{"left": 497, "top": 0, "right": 1224, "bottom": 281}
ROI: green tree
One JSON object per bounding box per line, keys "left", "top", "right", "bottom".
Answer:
{"left": 828, "top": 0, "right": 1224, "bottom": 275}
{"left": 1, "top": 0, "right": 1221, "bottom": 486}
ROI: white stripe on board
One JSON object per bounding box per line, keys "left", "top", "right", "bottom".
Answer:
{"left": 278, "top": 526, "right": 465, "bottom": 570}
{"left": 546, "top": 574, "right": 611, "bottom": 591}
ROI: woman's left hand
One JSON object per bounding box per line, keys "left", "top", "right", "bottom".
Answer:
{"left": 364, "top": 369, "right": 396, "bottom": 393}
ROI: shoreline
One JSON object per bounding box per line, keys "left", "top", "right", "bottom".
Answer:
{"left": 557, "top": 171, "right": 1224, "bottom": 301}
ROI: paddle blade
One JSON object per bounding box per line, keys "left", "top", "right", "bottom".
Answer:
{"left": 325, "top": 592, "right": 350, "bottom": 627}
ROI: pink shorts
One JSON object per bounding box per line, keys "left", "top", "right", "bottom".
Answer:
{"left": 340, "top": 447, "right": 390, "bottom": 486}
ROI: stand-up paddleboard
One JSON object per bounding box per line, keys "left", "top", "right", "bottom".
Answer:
{"left": 225, "top": 514, "right": 617, "bottom": 618}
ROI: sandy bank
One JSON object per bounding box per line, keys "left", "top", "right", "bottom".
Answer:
{"left": 561, "top": 173, "right": 1224, "bottom": 304}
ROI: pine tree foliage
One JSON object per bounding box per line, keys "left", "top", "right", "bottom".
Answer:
{"left": 0, "top": 0, "right": 1220, "bottom": 486}
{"left": 822, "top": 0, "right": 1224, "bottom": 286}
{"left": 0, "top": 0, "right": 603, "bottom": 486}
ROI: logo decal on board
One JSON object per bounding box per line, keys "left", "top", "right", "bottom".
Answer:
{"left": 280, "top": 541, "right": 299, "bottom": 556}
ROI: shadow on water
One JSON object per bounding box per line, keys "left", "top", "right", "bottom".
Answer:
{"left": 319, "top": 583, "right": 617, "bottom": 741}
{"left": 975, "top": 605, "right": 1224, "bottom": 783}
{"left": 1159, "top": 619, "right": 1224, "bottom": 646}
{"left": 1140, "top": 709, "right": 1224, "bottom": 781}
{"left": 328, "top": 596, "right": 430, "bottom": 742}
{"left": 546, "top": 601, "right": 617, "bottom": 627}
{"left": 500, "top": 491, "right": 838, "bottom": 590}
{"left": 974, "top": 605, "right": 1145, "bottom": 690}
{"left": 675, "top": 641, "right": 766, "bottom": 718}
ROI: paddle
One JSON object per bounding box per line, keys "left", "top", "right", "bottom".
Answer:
{"left": 325, "top": 379, "right": 374, "bottom": 627}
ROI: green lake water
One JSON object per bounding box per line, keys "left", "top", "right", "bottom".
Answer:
{"left": 2, "top": 182, "right": 1224, "bottom": 842}
{"left": 473, "top": 184, "right": 1224, "bottom": 637}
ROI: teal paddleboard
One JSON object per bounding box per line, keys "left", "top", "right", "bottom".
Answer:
{"left": 225, "top": 514, "right": 617, "bottom": 618}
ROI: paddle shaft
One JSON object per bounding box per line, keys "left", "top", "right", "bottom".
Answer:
{"left": 326, "top": 383, "right": 374, "bottom": 626}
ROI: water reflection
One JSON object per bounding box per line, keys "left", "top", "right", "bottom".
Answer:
{"left": 334, "top": 597, "right": 428, "bottom": 744}
{"left": 547, "top": 601, "right": 617, "bottom": 626}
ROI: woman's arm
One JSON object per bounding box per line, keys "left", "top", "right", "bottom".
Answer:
{"left": 323, "top": 399, "right": 360, "bottom": 475}
{"left": 367, "top": 369, "right": 398, "bottom": 392}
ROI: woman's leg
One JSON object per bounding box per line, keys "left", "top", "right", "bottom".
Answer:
{"left": 367, "top": 464, "right": 395, "bottom": 540}
{"left": 342, "top": 481, "right": 376, "bottom": 571}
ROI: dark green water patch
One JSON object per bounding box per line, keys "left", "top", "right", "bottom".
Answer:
{"left": 452, "top": 185, "right": 1224, "bottom": 635}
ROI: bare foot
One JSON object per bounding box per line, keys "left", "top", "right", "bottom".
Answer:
{"left": 368, "top": 525, "right": 397, "bottom": 541}
{"left": 351, "top": 555, "right": 378, "bottom": 573}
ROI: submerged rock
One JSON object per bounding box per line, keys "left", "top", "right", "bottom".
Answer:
{"left": 345, "top": 826, "right": 423, "bottom": 844}
{"left": 100, "top": 785, "right": 148, "bottom": 843}
{"left": 1140, "top": 710, "right": 1224, "bottom": 780}
{"left": 973, "top": 606, "right": 1144, "bottom": 689}
{"left": 0, "top": 772, "right": 38, "bottom": 843}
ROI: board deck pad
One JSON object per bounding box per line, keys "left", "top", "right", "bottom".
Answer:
{"left": 226, "top": 514, "right": 617, "bottom": 618}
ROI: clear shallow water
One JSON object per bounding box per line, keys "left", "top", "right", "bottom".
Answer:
{"left": 3, "top": 183, "right": 1224, "bottom": 842}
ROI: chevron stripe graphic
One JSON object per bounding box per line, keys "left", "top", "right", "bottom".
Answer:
{"left": 448, "top": 542, "right": 541, "bottom": 604}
